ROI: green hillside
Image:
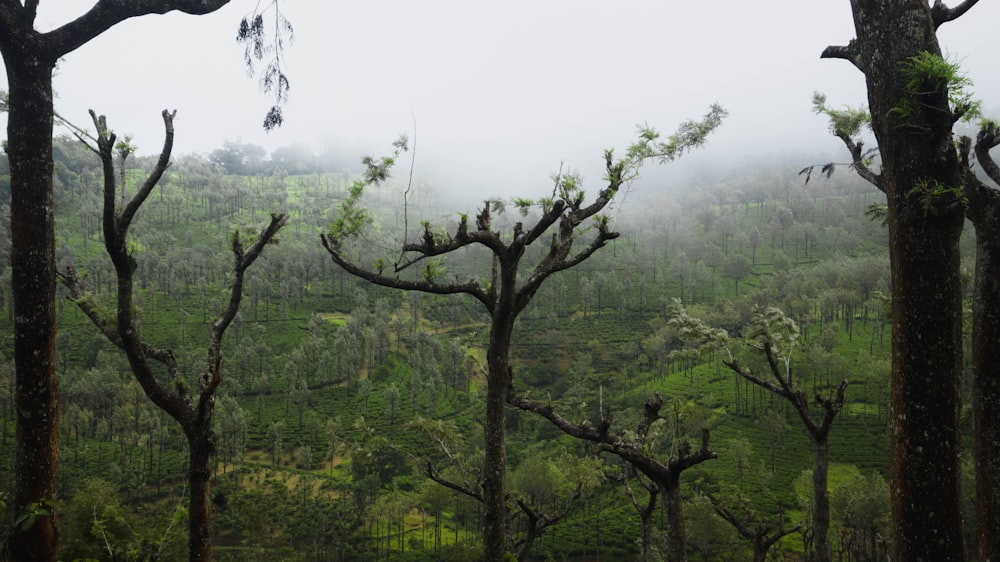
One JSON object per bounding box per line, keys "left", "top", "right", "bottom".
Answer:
{"left": 1, "top": 136, "right": 968, "bottom": 561}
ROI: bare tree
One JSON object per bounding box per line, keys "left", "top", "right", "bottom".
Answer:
{"left": 59, "top": 109, "right": 286, "bottom": 562}
{"left": 321, "top": 105, "right": 726, "bottom": 561}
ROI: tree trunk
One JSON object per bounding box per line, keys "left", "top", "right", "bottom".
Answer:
{"left": 187, "top": 427, "right": 214, "bottom": 562}
{"left": 483, "top": 306, "right": 514, "bottom": 561}
{"left": 846, "top": 3, "right": 966, "bottom": 559}
{"left": 813, "top": 437, "right": 831, "bottom": 562}
{"left": 970, "top": 208, "right": 1000, "bottom": 562}
{"left": 639, "top": 509, "right": 654, "bottom": 562}
{"left": 663, "top": 474, "right": 688, "bottom": 562}
{"left": 3, "top": 43, "right": 61, "bottom": 562}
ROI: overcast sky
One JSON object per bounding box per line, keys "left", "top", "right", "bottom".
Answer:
{"left": 7, "top": 1, "right": 1000, "bottom": 199}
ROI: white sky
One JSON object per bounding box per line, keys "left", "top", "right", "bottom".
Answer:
{"left": 7, "top": 1, "right": 1000, "bottom": 199}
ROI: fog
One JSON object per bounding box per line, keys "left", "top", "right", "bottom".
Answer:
{"left": 7, "top": 1, "right": 1000, "bottom": 204}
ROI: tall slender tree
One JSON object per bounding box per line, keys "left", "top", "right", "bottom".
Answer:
{"left": 59, "top": 109, "right": 285, "bottom": 562}
{"left": 820, "top": 2, "right": 980, "bottom": 559}
{"left": 322, "top": 105, "right": 725, "bottom": 561}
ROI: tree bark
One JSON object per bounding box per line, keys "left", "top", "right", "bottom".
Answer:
{"left": 826, "top": 2, "right": 967, "bottom": 559}
{"left": 968, "top": 128, "right": 1000, "bottom": 562}
{"left": 1, "top": 28, "right": 61, "bottom": 562}
{"left": 812, "top": 438, "right": 831, "bottom": 562}
{"left": 483, "top": 274, "right": 515, "bottom": 562}
{"left": 662, "top": 472, "right": 687, "bottom": 562}
{"left": 187, "top": 428, "right": 215, "bottom": 562}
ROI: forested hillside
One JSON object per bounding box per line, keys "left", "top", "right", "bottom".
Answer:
{"left": 0, "top": 134, "right": 977, "bottom": 561}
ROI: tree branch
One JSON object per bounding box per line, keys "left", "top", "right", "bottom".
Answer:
{"left": 322, "top": 234, "right": 493, "bottom": 311}
{"left": 422, "top": 460, "right": 483, "bottom": 503}
{"left": 118, "top": 109, "right": 176, "bottom": 229}
{"left": 821, "top": 41, "right": 863, "bottom": 72}
{"left": 508, "top": 389, "right": 715, "bottom": 486}
{"left": 511, "top": 484, "right": 581, "bottom": 561}
{"left": 836, "top": 133, "right": 884, "bottom": 192}
{"left": 976, "top": 121, "right": 1000, "bottom": 186}
{"left": 931, "top": 0, "right": 980, "bottom": 28}
{"left": 44, "top": 0, "right": 230, "bottom": 58}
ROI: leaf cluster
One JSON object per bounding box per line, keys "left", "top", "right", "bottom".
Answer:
{"left": 666, "top": 298, "right": 731, "bottom": 363}
{"left": 891, "top": 51, "right": 981, "bottom": 129}
{"left": 327, "top": 135, "right": 409, "bottom": 244}
{"left": 812, "top": 92, "right": 871, "bottom": 138}
{"left": 904, "top": 177, "right": 968, "bottom": 216}
{"left": 626, "top": 103, "right": 728, "bottom": 170}
{"left": 743, "top": 306, "right": 799, "bottom": 362}
{"left": 237, "top": 2, "right": 294, "bottom": 131}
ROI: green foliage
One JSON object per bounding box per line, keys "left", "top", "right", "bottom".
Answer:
{"left": 865, "top": 203, "right": 889, "bottom": 226}
{"left": 904, "top": 177, "right": 968, "bottom": 216}
{"left": 744, "top": 305, "right": 799, "bottom": 360}
{"left": 627, "top": 103, "right": 728, "bottom": 167}
{"left": 813, "top": 92, "right": 871, "bottom": 138}
{"left": 512, "top": 197, "right": 534, "bottom": 216}
{"left": 18, "top": 128, "right": 908, "bottom": 561}
{"left": 13, "top": 500, "right": 53, "bottom": 532}
{"left": 328, "top": 135, "right": 409, "bottom": 242}
{"left": 891, "top": 51, "right": 981, "bottom": 128}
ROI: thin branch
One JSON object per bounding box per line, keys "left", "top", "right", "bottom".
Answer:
{"left": 508, "top": 389, "right": 715, "bottom": 486}
{"left": 322, "top": 234, "right": 493, "bottom": 311}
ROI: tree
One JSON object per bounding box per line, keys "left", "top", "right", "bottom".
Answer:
{"left": 323, "top": 106, "right": 726, "bottom": 561}
{"left": 722, "top": 254, "right": 752, "bottom": 297}
{"left": 669, "top": 302, "right": 846, "bottom": 562}
{"left": 0, "top": 4, "right": 285, "bottom": 559}
{"left": 714, "top": 496, "right": 800, "bottom": 562}
{"left": 685, "top": 493, "right": 738, "bottom": 562}
{"left": 820, "top": 3, "right": 981, "bottom": 558}
{"left": 831, "top": 469, "right": 891, "bottom": 562}
{"left": 510, "top": 391, "right": 716, "bottom": 562}
{"left": 58, "top": 110, "right": 286, "bottom": 562}
{"left": 411, "top": 416, "right": 591, "bottom": 562}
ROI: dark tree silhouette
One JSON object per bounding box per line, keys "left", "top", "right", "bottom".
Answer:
{"left": 322, "top": 105, "right": 725, "bottom": 561}
{"left": 821, "top": 2, "right": 980, "bottom": 558}
{"left": 59, "top": 109, "right": 286, "bottom": 562}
